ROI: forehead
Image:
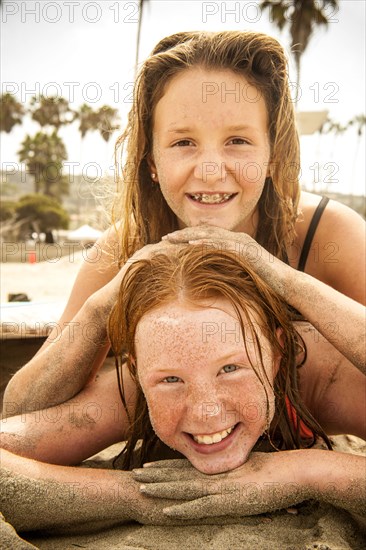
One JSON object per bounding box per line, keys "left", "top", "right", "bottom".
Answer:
{"left": 134, "top": 299, "right": 265, "bottom": 372}
{"left": 153, "top": 67, "right": 268, "bottom": 128}
{"left": 136, "top": 299, "right": 240, "bottom": 342}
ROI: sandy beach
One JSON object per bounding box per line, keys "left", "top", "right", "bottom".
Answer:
{"left": 1, "top": 257, "right": 365, "bottom": 549}
{"left": 0, "top": 252, "right": 83, "bottom": 304}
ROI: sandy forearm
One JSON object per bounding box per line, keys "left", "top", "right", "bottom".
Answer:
{"left": 2, "top": 256, "right": 138, "bottom": 416}
{"left": 134, "top": 451, "right": 366, "bottom": 519}
{"left": 0, "top": 449, "right": 136, "bottom": 532}
{"left": 3, "top": 297, "right": 111, "bottom": 415}
{"left": 304, "top": 450, "right": 366, "bottom": 516}
{"left": 285, "top": 269, "right": 366, "bottom": 373}
{"left": 237, "top": 242, "right": 365, "bottom": 373}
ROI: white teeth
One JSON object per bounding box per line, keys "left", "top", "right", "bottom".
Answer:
{"left": 192, "top": 426, "right": 234, "bottom": 445}
{"left": 190, "top": 193, "right": 233, "bottom": 204}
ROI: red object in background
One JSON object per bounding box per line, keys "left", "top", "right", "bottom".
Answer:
{"left": 28, "top": 251, "right": 37, "bottom": 264}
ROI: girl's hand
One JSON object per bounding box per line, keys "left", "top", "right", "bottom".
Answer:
{"left": 132, "top": 453, "right": 312, "bottom": 520}
{"left": 124, "top": 470, "right": 225, "bottom": 526}
{"left": 91, "top": 239, "right": 181, "bottom": 312}
{"left": 163, "top": 226, "right": 256, "bottom": 254}
{"left": 163, "top": 226, "right": 290, "bottom": 298}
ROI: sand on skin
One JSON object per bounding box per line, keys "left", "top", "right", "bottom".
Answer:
{"left": 1, "top": 258, "right": 365, "bottom": 549}
{"left": 0, "top": 436, "right": 361, "bottom": 550}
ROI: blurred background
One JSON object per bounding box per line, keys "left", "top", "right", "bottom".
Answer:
{"left": 1, "top": 0, "right": 365, "bottom": 260}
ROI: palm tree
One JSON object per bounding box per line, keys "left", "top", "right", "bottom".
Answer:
{"left": 30, "top": 95, "right": 75, "bottom": 133}
{"left": 74, "top": 103, "right": 100, "bottom": 171}
{"left": 75, "top": 103, "right": 99, "bottom": 139}
{"left": 18, "top": 131, "right": 68, "bottom": 198}
{"left": 135, "top": 0, "right": 149, "bottom": 71}
{"left": 95, "top": 105, "right": 120, "bottom": 143}
{"left": 94, "top": 106, "right": 120, "bottom": 173}
{"left": 347, "top": 114, "right": 366, "bottom": 137}
{"left": 0, "top": 93, "right": 25, "bottom": 133}
{"left": 25, "top": 96, "right": 72, "bottom": 198}
{"left": 260, "top": 0, "right": 339, "bottom": 88}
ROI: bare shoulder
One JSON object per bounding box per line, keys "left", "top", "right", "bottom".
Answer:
{"left": 295, "top": 322, "right": 366, "bottom": 440}
{"left": 295, "top": 192, "right": 366, "bottom": 303}
{"left": 58, "top": 225, "right": 121, "bottom": 319}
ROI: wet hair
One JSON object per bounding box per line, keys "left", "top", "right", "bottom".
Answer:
{"left": 108, "top": 246, "right": 331, "bottom": 470}
{"left": 113, "top": 30, "right": 300, "bottom": 265}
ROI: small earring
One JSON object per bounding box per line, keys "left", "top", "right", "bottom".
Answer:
{"left": 151, "top": 173, "right": 157, "bottom": 180}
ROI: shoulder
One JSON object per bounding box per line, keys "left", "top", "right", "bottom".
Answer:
{"left": 299, "top": 190, "right": 363, "bottom": 221}
{"left": 75, "top": 224, "right": 121, "bottom": 285}
{"left": 55, "top": 225, "right": 121, "bottom": 323}
{"left": 296, "top": 191, "right": 365, "bottom": 241}
{"left": 295, "top": 322, "right": 366, "bottom": 440}
{"left": 294, "top": 192, "right": 366, "bottom": 303}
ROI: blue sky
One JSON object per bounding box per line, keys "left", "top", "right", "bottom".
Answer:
{"left": 1, "top": 0, "right": 365, "bottom": 194}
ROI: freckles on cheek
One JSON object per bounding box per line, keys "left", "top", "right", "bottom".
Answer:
{"left": 146, "top": 396, "right": 178, "bottom": 440}
{"left": 240, "top": 378, "right": 273, "bottom": 426}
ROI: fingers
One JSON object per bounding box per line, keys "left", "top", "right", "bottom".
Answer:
{"left": 163, "top": 495, "right": 223, "bottom": 519}
{"left": 140, "top": 481, "right": 208, "bottom": 500}
{"left": 142, "top": 458, "right": 192, "bottom": 469}
{"left": 133, "top": 462, "right": 207, "bottom": 484}
{"left": 163, "top": 226, "right": 225, "bottom": 243}
{"left": 133, "top": 467, "right": 199, "bottom": 484}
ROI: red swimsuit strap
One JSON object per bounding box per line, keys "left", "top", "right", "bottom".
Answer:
{"left": 285, "top": 396, "right": 314, "bottom": 440}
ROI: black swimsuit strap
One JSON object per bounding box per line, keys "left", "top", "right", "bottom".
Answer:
{"left": 297, "top": 196, "right": 330, "bottom": 272}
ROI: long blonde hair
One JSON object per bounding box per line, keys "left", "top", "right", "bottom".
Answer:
{"left": 108, "top": 246, "right": 330, "bottom": 469}
{"left": 113, "top": 31, "right": 300, "bottom": 265}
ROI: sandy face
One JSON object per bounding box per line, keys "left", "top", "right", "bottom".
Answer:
{"left": 149, "top": 67, "right": 271, "bottom": 235}
{"left": 135, "top": 298, "right": 278, "bottom": 474}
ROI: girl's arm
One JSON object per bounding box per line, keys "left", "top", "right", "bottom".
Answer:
{"left": 0, "top": 449, "right": 182, "bottom": 533}
{"left": 274, "top": 261, "right": 365, "bottom": 374}
{"left": 132, "top": 450, "right": 366, "bottom": 519}
{"left": 2, "top": 228, "right": 120, "bottom": 415}
{"left": 2, "top": 235, "right": 176, "bottom": 416}
{"left": 1, "top": 367, "right": 133, "bottom": 465}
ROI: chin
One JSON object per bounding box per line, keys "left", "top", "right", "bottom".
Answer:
{"left": 189, "top": 451, "right": 249, "bottom": 475}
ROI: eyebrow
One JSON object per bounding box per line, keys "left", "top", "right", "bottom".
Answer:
{"left": 152, "top": 351, "right": 251, "bottom": 373}
{"left": 227, "top": 124, "right": 258, "bottom": 132}
{"left": 167, "top": 126, "right": 192, "bottom": 134}
{"left": 167, "top": 124, "right": 259, "bottom": 134}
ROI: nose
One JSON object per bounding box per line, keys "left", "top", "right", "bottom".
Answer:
{"left": 187, "top": 383, "right": 230, "bottom": 430}
{"left": 193, "top": 148, "right": 227, "bottom": 185}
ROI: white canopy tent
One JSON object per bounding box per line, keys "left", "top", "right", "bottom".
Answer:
{"left": 67, "top": 224, "right": 102, "bottom": 243}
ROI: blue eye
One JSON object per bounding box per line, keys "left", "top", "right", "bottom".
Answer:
{"left": 163, "top": 376, "right": 181, "bottom": 383}
{"left": 221, "top": 364, "right": 239, "bottom": 374}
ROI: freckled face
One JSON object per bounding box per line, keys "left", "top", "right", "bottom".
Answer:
{"left": 135, "top": 299, "right": 277, "bottom": 474}
{"left": 150, "top": 67, "right": 271, "bottom": 235}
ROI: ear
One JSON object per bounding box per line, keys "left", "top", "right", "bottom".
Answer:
{"left": 128, "top": 354, "right": 138, "bottom": 375}
{"left": 147, "top": 156, "right": 158, "bottom": 183}
{"left": 272, "top": 326, "right": 285, "bottom": 377}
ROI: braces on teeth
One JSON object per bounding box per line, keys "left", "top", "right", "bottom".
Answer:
{"left": 190, "top": 193, "right": 233, "bottom": 204}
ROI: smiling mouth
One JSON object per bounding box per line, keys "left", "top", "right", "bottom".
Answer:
{"left": 189, "top": 193, "right": 236, "bottom": 204}
{"left": 189, "top": 424, "right": 237, "bottom": 445}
